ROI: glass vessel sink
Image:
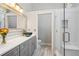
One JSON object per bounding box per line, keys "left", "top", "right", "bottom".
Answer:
{"left": 23, "top": 32, "right": 32, "bottom": 37}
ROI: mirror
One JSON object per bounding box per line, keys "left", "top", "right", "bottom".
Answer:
{"left": 0, "top": 6, "right": 6, "bottom": 28}
{"left": 0, "top": 3, "right": 26, "bottom": 31}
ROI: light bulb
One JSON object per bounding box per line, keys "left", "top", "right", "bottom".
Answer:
{"left": 20, "top": 9, "right": 23, "bottom": 13}
{"left": 10, "top": 3, "right": 16, "bottom": 7}
{"left": 16, "top": 5, "right": 20, "bottom": 10}
{"left": 5, "top": 3, "right": 10, "bottom": 5}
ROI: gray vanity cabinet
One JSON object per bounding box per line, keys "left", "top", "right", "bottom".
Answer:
{"left": 29, "top": 36, "right": 37, "bottom": 56}
{"left": 2, "top": 35, "right": 37, "bottom": 56}
{"left": 28, "top": 39, "right": 34, "bottom": 56}
{"left": 2, "top": 46, "right": 19, "bottom": 56}
{"left": 20, "top": 36, "right": 36, "bottom": 56}
{"left": 33, "top": 36, "right": 37, "bottom": 50}
{"left": 20, "top": 36, "right": 37, "bottom": 56}
{"left": 20, "top": 40, "right": 29, "bottom": 56}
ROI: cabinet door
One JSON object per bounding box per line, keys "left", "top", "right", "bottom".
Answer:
{"left": 31, "top": 36, "right": 36, "bottom": 54}
{"left": 28, "top": 38, "right": 32, "bottom": 56}
{"left": 20, "top": 40, "right": 29, "bottom": 56}
{"left": 29, "top": 36, "right": 37, "bottom": 56}
{"left": 33, "top": 36, "right": 37, "bottom": 50}
{"left": 2, "top": 46, "right": 19, "bottom": 56}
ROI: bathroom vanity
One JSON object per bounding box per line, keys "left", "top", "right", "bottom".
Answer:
{"left": 0, "top": 34, "right": 37, "bottom": 56}
{"left": 0, "top": 4, "right": 37, "bottom": 56}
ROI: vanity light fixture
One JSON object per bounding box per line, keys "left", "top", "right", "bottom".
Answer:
{"left": 0, "top": 3, "right": 23, "bottom": 14}
{"left": 20, "top": 9, "right": 23, "bottom": 13}
{"left": 16, "top": 5, "right": 20, "bottom": 10}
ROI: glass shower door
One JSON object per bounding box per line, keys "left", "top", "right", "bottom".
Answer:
{"left": 65, "top": 3, "right": 79, "bottom": 56}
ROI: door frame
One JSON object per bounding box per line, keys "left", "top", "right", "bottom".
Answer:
{"left": 35, "top": 9, "right": 54, "bottom": 55}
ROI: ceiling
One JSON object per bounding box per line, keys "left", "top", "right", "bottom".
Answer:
{"left": 19, "top": 3, "right": 79, "bottom": 12}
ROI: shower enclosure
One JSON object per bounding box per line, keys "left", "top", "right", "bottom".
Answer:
{"left": 65, "top": 3, "right": 79, "bottom": 56}
{"left": 54, "top": 3, "right": 79, "bottom": 56}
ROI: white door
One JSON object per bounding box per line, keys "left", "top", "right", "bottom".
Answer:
{"left": 38, "top": 13, "right": 52, "bottom": 45}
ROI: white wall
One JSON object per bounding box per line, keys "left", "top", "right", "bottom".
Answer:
{"left": 19, "top": 3, "right": 32, "bottom": 12}
{"left": 19, "top": 3, "right": 79, "bottom": 12}
{"left": 31, "top": 3, "right": 63, "bottom": 11}
{"left": 17, "top": 15, "right": 27, "bottom": 30}
{"left": 26, "top": 12, "right": 37, "bottom": 33}
{"left": 19, "top": 3, "right": 63, "bottom": 12}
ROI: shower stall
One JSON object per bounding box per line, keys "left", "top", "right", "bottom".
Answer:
{"left": 54, "top": 3, "right": 79, "bottom": 56}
